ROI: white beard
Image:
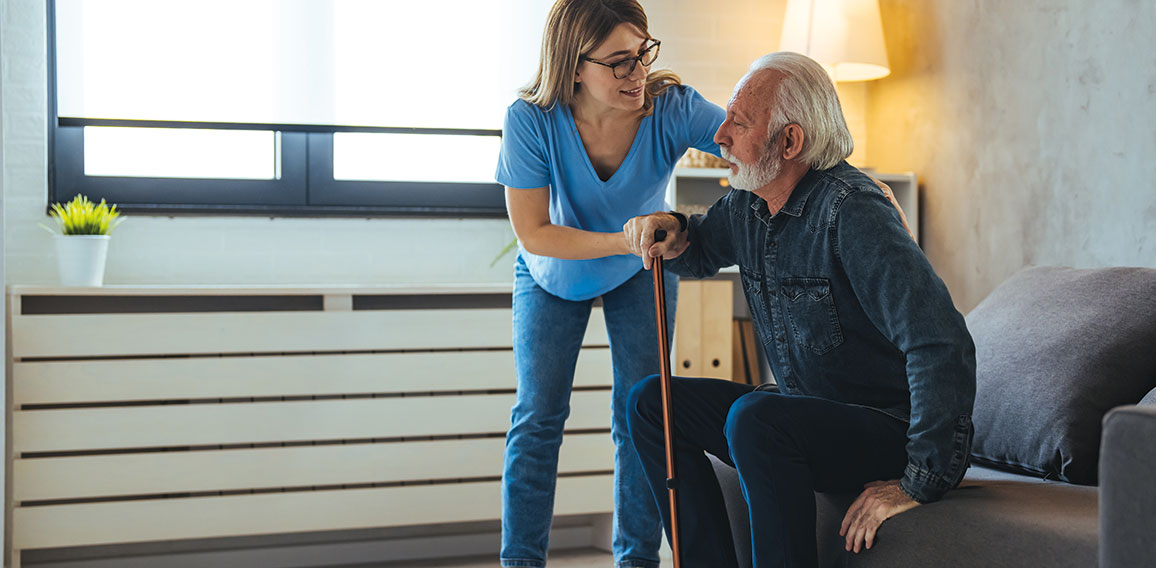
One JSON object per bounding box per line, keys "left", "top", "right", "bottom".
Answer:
{"left": 720, "top": 145, "right": 782, "bottom": 191}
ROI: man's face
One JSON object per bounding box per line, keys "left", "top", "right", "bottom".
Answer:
{"left": 714, "top": 71, "right": 784, "bottom": 192}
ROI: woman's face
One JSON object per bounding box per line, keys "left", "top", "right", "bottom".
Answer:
{"left": 575, "top": 23, "right": 651, "bottom": 113}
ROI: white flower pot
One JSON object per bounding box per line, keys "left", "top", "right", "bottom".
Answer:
{"left": 55, "top": 235, "right": 110, "bottom": 287}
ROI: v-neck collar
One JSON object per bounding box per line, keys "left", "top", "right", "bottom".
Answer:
{"left": 564, "top": 103, "right": 650, "bottom": 186}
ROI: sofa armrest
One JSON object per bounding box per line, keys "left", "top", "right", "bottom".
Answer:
{"left": 1099, "top": 404, "right": 1156, "bottom": 568}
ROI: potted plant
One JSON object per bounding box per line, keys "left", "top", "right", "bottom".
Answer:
{"left": 40, "top": 194, "right": 125, "bottom": 286}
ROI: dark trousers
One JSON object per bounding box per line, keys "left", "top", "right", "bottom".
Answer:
{"left": 626, "top": 376, "right": 909, "bottom": 568}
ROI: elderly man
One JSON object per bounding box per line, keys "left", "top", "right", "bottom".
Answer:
{"left": 622, "top": 52, "right": 976, "bottom": 567}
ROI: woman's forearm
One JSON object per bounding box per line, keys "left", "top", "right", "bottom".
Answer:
{"left": 517, "top": 223, "right": 631, "bottom": 260}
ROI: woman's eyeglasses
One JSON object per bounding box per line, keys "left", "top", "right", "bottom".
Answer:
{"left": 583, "top": 39, "right": 661, "bottom": 80}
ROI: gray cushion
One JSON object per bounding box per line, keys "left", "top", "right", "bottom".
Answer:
{"left": 966, "top": 266, "right": 1156, "bottom": 485}
{"left": 1139, "top": 387, "right": 1156, "bottom": 407}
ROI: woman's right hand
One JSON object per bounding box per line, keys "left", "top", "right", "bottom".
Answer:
{"left": 506, "top": 185, "right": 631, "bottom": 259}
{"left": 622, "top": 212, "right": 688, "bottom": 270}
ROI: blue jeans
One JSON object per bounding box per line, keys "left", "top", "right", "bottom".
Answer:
{"left": 501, "top": 255, "right": 677, "bottom": 568}
{"left": 627, "top": 377, "right": 909, "bottom": 568}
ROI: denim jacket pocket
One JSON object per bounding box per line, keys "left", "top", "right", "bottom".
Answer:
{"left": 781, "top": 277, "right": 844, "bottom": 354}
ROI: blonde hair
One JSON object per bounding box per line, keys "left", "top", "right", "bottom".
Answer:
{"left": 520, "top": 0, "right": 680, "bottom": 116}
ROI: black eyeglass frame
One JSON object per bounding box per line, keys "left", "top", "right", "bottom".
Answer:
{"left": 582, "top": 39, "right": 661, "bottom": 79}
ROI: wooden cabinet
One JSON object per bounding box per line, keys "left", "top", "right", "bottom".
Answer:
{"left": 674, "top": 279, "right": 734, "bottom": 380}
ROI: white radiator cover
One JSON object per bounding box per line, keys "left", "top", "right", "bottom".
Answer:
{"left": 6, "top": 285, "right": 615, "bottom": 566}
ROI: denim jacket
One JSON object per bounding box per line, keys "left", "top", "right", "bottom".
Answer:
{"left": 668, "top": 161, "right": 977, "bottom": 503}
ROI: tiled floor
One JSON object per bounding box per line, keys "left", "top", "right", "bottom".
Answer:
{"left": 375, "top": 548, "right": 613, "bottom": 567}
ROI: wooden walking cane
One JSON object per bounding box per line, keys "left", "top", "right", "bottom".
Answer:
{"left": 650, "top": 228, "right": 683, "bottom": 568}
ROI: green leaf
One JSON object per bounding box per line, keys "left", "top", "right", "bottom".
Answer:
{"left": 489, "top": 238, "right": 518, "bottom": 269}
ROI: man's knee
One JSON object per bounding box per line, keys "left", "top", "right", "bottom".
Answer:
{"left": 626, "top": 374, "right": 664, "bottom": 428}
{"left": 724, "top": 392, "right": 761, "bottom": 449}
{"left": 724, "top": 392, "right": 798, "bottom": 459}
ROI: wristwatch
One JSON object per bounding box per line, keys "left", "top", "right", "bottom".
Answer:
{"left": 668, "top": 211, "right": 688, "bottom": 232}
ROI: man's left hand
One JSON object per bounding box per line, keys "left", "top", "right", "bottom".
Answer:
{"left": 839, "top": 480, "right": 920, "bottom": 553}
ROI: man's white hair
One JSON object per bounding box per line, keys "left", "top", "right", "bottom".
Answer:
{"left": 745, "top": 52, "right": 853, "bottom": 170}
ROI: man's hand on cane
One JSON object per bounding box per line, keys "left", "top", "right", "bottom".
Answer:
{"left": 623, "top": 212, "right": 689, "bottom": 269}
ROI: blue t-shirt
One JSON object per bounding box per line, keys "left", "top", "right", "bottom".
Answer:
{"left": 495, "top": 85, "right": 725, "bottom": 301}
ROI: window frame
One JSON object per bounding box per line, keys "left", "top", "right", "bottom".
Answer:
{"left": 46, "top": 0, "right": 508, "bottom": 218}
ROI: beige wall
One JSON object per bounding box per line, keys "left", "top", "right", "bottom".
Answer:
{"left": 867, "top": 0, "right": 1156, "bottom": 310}
{"left": 647, "top": 0, "right": 785, "bottom": 107}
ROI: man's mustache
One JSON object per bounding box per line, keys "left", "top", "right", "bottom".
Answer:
{"left": 719, "top": 147, "right": 741, "bottom": 166}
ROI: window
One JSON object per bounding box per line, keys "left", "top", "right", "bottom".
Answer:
{"left": 49, "top": 0, "right": 549, "bottom": 216}
{"left": 82, "top": 128, "right": 279, "bottom": 180}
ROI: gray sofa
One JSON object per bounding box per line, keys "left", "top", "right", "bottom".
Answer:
{"left": 708, "top": 266, "right": 1156, "bottom": 567}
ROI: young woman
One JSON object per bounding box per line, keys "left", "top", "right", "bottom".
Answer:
{"left": 495, "top": 1, "right": 725, "bottom": 566}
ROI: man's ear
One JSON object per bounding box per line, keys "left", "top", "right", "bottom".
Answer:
{"left": 782, "top": 123, "right": 804, "bottom": 160}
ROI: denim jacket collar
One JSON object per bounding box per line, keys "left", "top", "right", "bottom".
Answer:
{"left": 750, "top": 167, "right": 820, "bottom": 224}
{"left": 778, "top": 167, "right": 821, "bottom": 217}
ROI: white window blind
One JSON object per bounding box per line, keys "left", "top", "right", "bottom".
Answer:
{"left": 55, "top": 0, "right": 549, "bottom": 130}
{"left": 83, "top": 127, "right": 278, "bottom": 179}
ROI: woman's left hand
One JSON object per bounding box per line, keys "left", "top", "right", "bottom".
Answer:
{"left": 869, "top": 176, "right": 915, "bottom": 241}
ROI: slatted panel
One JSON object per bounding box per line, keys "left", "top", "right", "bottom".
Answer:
{"left": 13, "top": 348, "right": 612, "bottom": 405}
{"left": 12, "top": 475, "right": 614, "bottom": 550}
{"left": 8, "top": 288, "right": 619, "bottom": 559}
{"left": 14, "top": 433, "right": 614, "bottom": 501}
{"left": 13, "top": 390, "right": 611, "bottom": 454}
{"left": 11, "top": 308, "right": 609, "bottom": 359}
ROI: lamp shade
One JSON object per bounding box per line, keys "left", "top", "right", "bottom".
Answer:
{"left": 779, "top": 0, "right": 890, "bottom": 82}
